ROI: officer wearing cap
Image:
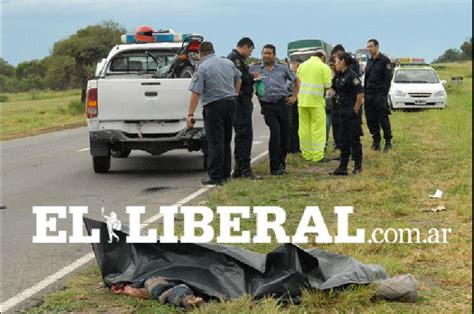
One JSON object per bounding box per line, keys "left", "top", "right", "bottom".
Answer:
{"left": 187, "top": 41, "right": 242, "bottom": 186}
{"left": 250, "top": 44, "right": 300, "bottom": 175}
{"left": 364, "top": 39, "right": 393, "bottom": 152}
{"left": 227, "top": 37, "right": 259, "bottom": 180}
{"left": 330, "top": 52, "right": 365, "bottom": 176}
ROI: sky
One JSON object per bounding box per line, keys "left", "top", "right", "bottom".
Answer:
{"left": 1, "top": 0, "right": 472, "bottom": 66}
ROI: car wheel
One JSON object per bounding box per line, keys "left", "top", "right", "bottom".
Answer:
{"left": 93, "top": 156, "right": 111, "bottom": 173}
{"left": 111, "top": 149, "right": 131, "bottom": 158}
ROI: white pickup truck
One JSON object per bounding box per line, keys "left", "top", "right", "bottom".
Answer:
{"left": 86, "top": 40, "right": 205, "bottom": 173}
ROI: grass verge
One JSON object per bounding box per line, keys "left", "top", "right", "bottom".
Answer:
{"left": 28, "top": 62, "right": 472, "bottom": 313}
{"left": 1, "top": 89, "right": 86, "bottom": 141}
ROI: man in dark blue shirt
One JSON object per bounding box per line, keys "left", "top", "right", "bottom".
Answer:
{"left": 227, "top": 37, "right": 259, "bottom": 180}
{"left": 364, "top": 39, "right": 393, "bottom": 152}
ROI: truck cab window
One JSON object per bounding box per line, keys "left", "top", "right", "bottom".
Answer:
{"left": 108, "top": 51, "right": 177, "bottom": 74}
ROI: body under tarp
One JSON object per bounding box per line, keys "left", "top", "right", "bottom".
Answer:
{"left": 84, "top": 217, "right": 388, "bottom": 301}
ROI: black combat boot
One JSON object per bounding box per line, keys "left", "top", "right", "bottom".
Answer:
{"left": 371, "top": 140, "right": 381, "bottom": 151}
{"left": 353, "top": 160, "right": 363, "bottom": 175}
{"left": 241, "top": 161, "right": 262, "bottom": 180}
{"left": 231, "top": 162, "right": 242, "bottom": 179}
{"left": 200, "top": 178, "right": 224, "bottom": 186}
{"left": 383, "top": 140, "right": 392, "bottom": 153}
{"left": 241, "top": 168, "right": 262, "bottom": 180}
{"left": 330, "top": 167, "right": 348, "bottom": 176}
{"left": 330, "top": 159, "right": 349, "bottom": 176}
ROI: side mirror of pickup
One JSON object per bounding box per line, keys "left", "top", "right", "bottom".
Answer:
{"left": 440, "top": 80, "right": 447, "bottom": 85}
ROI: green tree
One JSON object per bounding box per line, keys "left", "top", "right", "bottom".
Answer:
{"left": 50, "top": 20, "right": 125, "bottom": 100}
{"left": 434, "top": 37, "right": 473, "bottom": 63}
{"left": 16, "top": 59, "right": 47, "bottom": 80}
{"left": 0, "top": 58, "right": 16, "bottom": 92}
{"left": 15, "top": 59, "right": 48, "bottom": 90}
{"left": 460, "top": 38, "right": 472, "bottom": 60}
{"left": 44, "top": 55, "right": 78, "bottom": 90}
{"left": 0, "top": 58, "right": 15, "bottom": 77}
{"left": 433, "top": 48, "right": 462, "bottom": 63}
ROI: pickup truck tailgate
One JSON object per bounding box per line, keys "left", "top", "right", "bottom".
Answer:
{"left": 97, "top": 78, "right": 199, "bottom": 120}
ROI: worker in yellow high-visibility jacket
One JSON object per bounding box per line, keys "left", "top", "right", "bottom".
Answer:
{"left": 296, "top": 50, "right": 333, "bottom": 162}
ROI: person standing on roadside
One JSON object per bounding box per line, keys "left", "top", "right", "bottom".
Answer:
{"left": 227, "top": 37, "right": 260, "bottom": 180}
{"left": 330, "top": 53, "right": 364, "bottom": 176}
{"left": 187, "top": 41, "right": 242, "bottom": 186}
{"left": 250, "top": 44, "right": 300, "bottom": 175}
{"left": 296, "top": 50, "right": 332, "bottom": 162}
{"left": 364, "top": 39, "right": 393, "bottom": 152}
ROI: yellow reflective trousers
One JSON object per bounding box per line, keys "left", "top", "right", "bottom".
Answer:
{"left": 298, "top": 106, "right": 326, "bottom": 161}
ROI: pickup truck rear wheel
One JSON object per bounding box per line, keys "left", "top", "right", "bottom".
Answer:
{"left": 111, "top": 149, "right": 131, "bottom": 158}
{"left": 93, "top": 156, "right": 111, "bottom": 173}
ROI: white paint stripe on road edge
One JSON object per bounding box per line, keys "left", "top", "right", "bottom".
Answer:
{"left": 77, "top": 147, "right": 90, "bottom": 152}
{"left": 0, "top": 253, "right": 95, "bottom": 312}
{"left": 0, "top": 150, "right": 269, "bottom": 313}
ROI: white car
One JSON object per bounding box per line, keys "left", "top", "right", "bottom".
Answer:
{"left": 389, "top": 66, "right": 448, "bottom": 109}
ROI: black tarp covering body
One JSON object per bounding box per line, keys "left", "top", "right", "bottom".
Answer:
{"left": 84, "top": 218, "right": 388, "bottom": 300}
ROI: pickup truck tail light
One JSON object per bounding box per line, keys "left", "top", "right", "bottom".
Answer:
{"left": 86, "top": 88, "right": 98, "bottom": 118}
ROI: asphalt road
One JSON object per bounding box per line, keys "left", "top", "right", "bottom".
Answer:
{"left": 1, "top": 103, "right": 270, "bottom": 312}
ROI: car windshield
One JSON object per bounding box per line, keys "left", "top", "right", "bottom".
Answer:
{"left": 109, "top": 50, "right": 178, "bottom": 74}
{"left": 394, "top": 69, "right": 439, "bottom": 83}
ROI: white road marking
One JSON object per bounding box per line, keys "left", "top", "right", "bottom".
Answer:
{"left": 258, "top": 135, "right": 270, "bottom": 139}
{"left": 0, "top": 253, "right": 95, "bottom": 312}
{"left": 252, "top": 141, "right": 263, "bottom": 145}
{"left": 77, "top": 147, "right": 90, "bottom": 152}
{"left": 0, "top": 150, "right": 268, "bottom": 313}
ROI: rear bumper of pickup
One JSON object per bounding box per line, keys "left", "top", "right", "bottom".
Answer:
{"left": 89, "top": 128, "right": 206, "bottom": 156}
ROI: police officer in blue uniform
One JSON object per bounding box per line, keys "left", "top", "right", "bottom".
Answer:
{"left": 330, "top": 53, "right": 365, "bottom": 175}
{"left": 187, "top": 41, "right": 242, "bottom": 185}
{"left": 364, "top": 39, "right": 393, "bottom": 152}
{"left": 250, "top": 44, "right": 300, "bottom": 175}
{"left": 227, "top": 37, "right": 259, "bottom": 179}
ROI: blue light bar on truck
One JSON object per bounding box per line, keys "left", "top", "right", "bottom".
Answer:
{"left": 121, "top": 33, "right": 204, "bottom": 44}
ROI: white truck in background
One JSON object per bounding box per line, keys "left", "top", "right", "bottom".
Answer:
{"left": 86, "top": 37, "right": 206, "bottom": 173}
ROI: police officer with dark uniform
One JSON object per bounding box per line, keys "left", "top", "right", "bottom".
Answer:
{"left": 187, "top": 41, "right": 242, "bottom": 185}
{"left": 227, "top": 37, "right": 259, "bottom": 179}
{"left": 330, "top": 45, "right": 360, "bottom": 152}
{"left": 364, "top": 39, "right": 393, "bottom": 152}
{"left": 330, "top": 52, "right": 365, "bottom": 175}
